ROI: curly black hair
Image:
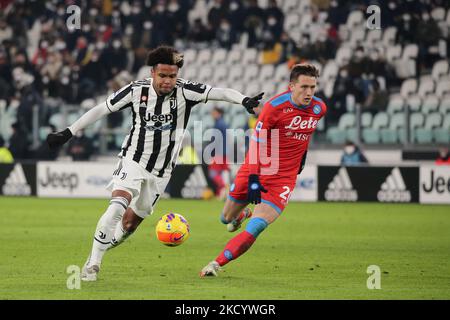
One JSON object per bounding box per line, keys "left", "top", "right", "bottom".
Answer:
{"left": 146, "top": 46, "right": 184, "bottom": 68}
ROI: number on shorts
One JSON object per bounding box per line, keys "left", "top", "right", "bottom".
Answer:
{"left": 152, "top": 194, "right": 160, "bottom": 207}
{"left": 280, "top": 186, "right": 291, "bottom": 202}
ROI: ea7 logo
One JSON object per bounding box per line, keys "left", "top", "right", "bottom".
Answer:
{"left": 285, "top": 116, "right": 318, "bottom": 130}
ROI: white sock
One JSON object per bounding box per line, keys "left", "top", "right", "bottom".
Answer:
{"left": 110, "top": 218, "right": 133, "bottom": 248}
{"left": 86, "top": 197, "right": 128, "bottom": 267}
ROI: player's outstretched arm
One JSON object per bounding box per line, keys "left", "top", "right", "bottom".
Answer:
{"left": 207, "top": 87, "right": 264, "bottom": 114}
{"left": 46, "top": 101, "right": 110, "bottom": 148}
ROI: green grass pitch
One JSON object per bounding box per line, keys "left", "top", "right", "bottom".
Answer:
{"left": 0, "top": 197, "right": 449, "bottom": 300}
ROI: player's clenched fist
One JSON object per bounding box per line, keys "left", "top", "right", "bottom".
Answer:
{"left": 247, "top": 174, "right": 267, "bottom": 204}
{"left": 242, "top": 92, "right": 264, "bottom": 114}
{"left": 46, "top": 128, "right": 73, "bottom": 148}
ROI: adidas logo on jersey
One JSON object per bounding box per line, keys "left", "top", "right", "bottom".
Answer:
{"left": 324, "top": 167, "right": 358, "bottom": 201}
{"left": 181, "top": 166, "right": 208, "bottom": 198}
{"left": 2, "top": 164, "right": 31, "bottom": 196}
{"left": 377, "top": 167, "right": 411, "bottom": 202}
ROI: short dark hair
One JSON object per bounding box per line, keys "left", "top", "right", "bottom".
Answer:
{"left": 146, "top": 46, "right": 184, "bottom": 68}
{"left": 290, "top": 64, "right": 320, "bottom": 82}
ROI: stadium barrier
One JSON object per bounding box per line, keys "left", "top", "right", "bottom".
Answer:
{"left": 0, "top": 162, "right": 449, "bottom": 204}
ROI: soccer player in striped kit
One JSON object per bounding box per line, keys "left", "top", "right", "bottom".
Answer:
{"left": 200, "top": 64, "right": 327, "bottom": 277}
{"left": 47, "top": 46, "right": 263, "bottom": 281}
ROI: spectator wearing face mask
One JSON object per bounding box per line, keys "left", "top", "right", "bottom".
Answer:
{"left": 208, "top": 0, "right": 228, "bottom": 31}
{"left": 216, "top": 18, "right": 235, "bottom": 49}
{"left": 341, "top": 141, "right": 368, "bottom": 166}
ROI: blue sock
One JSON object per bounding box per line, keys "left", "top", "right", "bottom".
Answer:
{"left": 245, "top": 217, "right": 268, "bottom": 238}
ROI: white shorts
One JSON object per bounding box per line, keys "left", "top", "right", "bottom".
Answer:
{"left": 106, "top": 157, "right": 171, "bottom": 219}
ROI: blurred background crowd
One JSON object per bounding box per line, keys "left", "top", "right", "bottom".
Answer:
{"left": 0, "top": 0, "right": 449, "bottom": 163}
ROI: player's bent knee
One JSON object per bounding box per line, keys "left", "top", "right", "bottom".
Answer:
{"left": 109, "top": 196, "right": 129, "bottom": 211}
{"left": 245, "top": 217, "right": 268, "bottom": 238}
{"left": 112, "top": 189, "right": 133, "bottom": 204}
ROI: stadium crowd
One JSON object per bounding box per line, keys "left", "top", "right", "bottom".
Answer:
{"left": 0, "top": 0, "right": 449, "bottom": 160}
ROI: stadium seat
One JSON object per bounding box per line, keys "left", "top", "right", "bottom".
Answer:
{"left": 211, "top": 48, "right": 227, "bottom": 65}
{"left": 402, "top": 44, "right": 419, "bottom": 60}
{"left": 439, "top": 98, "right": 450, "bottom": 114}
{"left": 288, "top": 27, "right": 302, "bottom": 44}
{"left": 274, "top": 63, "right": 289, "bottom": 82}
{"left": 197, "top": 65, "right": 213, "bottom": 83}
{"left": 400, "top": 79, "right": 418, "bottom": 98}
{"left": 259, "top": 64, "right": 275, "bottom": 82}
{"left": 0, "top": 100, "right": 16, "bottom": 141}
{"left": 433, "top": 114, "right": 450, "bottom": 143}
{"left": 422, "top": 95, "right": 440, "bottom": 114}
{"left": 227, "top": 65, "right": 243, "bottom": 83}
{"left": 382, "top": 26, "right": 398, "bottom": 47}
{"left": 302, "top": 0, "right": 314, "bottom": 12}
{"left": 415, "top": 112, "right": 443, "bottom": 143}
{"left": 380, "top": 113, "right": 405, "bottom": 144}
{"left": 230, "top": 114, "right": 248, "bottom": 129}
{"left": 226, "top": 49, "right": 242, "bottom": 66}
{"left": 182, "top": 65, "right": 198, "bottom": 80}
{"left": 38, "top": 126, "right": 53, "bottom": 141}
{"left": 327, "top": 112, "right": 355, "bottom": 144}
{"left": 197, "top": 49, "right": 212, "bottom": 65}
{"left": 349, "top": 28, "right": 365, "bottom": 46}
{"left": 326, "top": 127, "right": 347, "bottom": 144}
{"left": 418, "top": 79, "right": 435, "bottom": 98}
{"left": 431, "top": 7, "right": 446, "bottom": 21}
{"left": 409, "top": 112, "right": 425, "bottom": 142}
{"left": 283, "top": 0, "right": 300, "bottom": 12}
{"left": 299, "top": 13, "right": 313, "bottom": 32}
{"left": 345, "top": 94, "right": 355, "bottom": 112}
{"left": 346, "top": 10, "right": 364, "bottom": 30}
{"left": 362, "top": 112, "right": 389, "bottom": 144}
{"left": 431, "top": 60, "right": 449, "bottom": 81}
{"left": 212, "top": 65, "right": 228, "bottom": 84}
{"left": 361, "top": 112, "right": 373, "bottom": 128}
{"left": 183, "top": 49, "right": 197, "bottom": 66}
{"left": 335, "top": 46, "right": 352, "bottom": 67}
{"left": 346, "top": 127, "right": 357, "bottom": 142}
{"left": 322, "top": 61, "right": 338, "bottom": 82}
{"left": 386, "top": 94, "right": 405, "bottom": 114}
{"left": 386, "top": 44, "right": 402, "bottom": 65}
{"left": 436, "top": 80, "right": 450, "bottom": 97}
{"left": 242, "top": 48, "right": 258, "bottom": 64}
{"left": 395, "top": 45, "right": 418, "bottom": 78}
{"left": 284, "top": 13, "right": 300, "bottom": 31}
{"left": 365, "top": 29, "right": 382, "bottom": 44}
{"left": 244, "top": 82, "right": 261, "bottom": 96}
{"left": 243, "top": 64, "right": 260, "bottom": 82}
{"left": 48, "top": 113, "right": 64, "bottom": 129}
{"left": 261, "top": 82, "right": 277, "bottom": 98}
{"left": 68, "top": 111, "right": 82, "bottom": 125}
{"left": 407, "top": 95, "right": 422, "bottom": 112}
{"left": 136, "top": 66, "right": 151, "bottom": 80}
{"left": 276, "top": 82, "right": 289, "bottom": 95}
{"left": 84, "top": 112, "right": 105, "bottom": 138}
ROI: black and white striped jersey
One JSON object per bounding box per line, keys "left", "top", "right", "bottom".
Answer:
{"left": 105, "top": 78, "right": 212, "bottom": 178}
